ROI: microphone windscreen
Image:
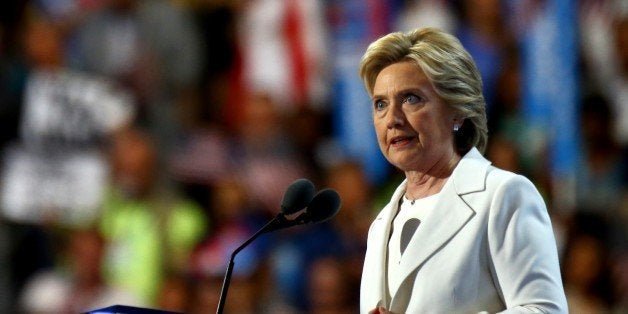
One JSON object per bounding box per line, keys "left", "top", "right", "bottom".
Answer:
{"left": 280, "top": 178, "right": 316, "bottom": 214}
{"left": 306, "top": 188, "right": 341, "bottom": 223}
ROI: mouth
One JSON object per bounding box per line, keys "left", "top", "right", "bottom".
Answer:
{"left": 390, "top": 135, "right": 415, "bottom": 147}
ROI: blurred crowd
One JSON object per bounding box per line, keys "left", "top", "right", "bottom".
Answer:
{"left": 0, "top": 0, "right": 626, "bottom": 313}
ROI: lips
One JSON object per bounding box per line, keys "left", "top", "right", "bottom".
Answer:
{"left": 390, "top": 135, "right": 414, "bottom": 146}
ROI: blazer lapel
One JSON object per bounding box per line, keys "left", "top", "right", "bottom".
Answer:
{"left": 391, "top": 148, "right": 491, "bottom": 306}
{"left": 394, "top": 183, "right": 475, "bottom": 288}
{"left": 366, "top": 181, "right": 407, "bottom": 308}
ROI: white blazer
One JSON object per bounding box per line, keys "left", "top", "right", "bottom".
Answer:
{"left": 360, "top": 148, "right": 568, "bottom": 313}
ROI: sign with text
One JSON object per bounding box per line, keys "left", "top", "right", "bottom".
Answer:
{"left": 1, "top": 69, "right": 133, "bottom": 226}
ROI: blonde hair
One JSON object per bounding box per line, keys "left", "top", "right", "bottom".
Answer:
{"left": 359, "top": 27, "right": 488, "bottom": 154}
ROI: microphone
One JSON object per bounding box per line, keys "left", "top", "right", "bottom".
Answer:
{"left": 280, "top": 178, "right": 316, "bottom": 214}
{"left": 304, "top": 188, "right": 341, "bottom": 223}
{"left": 217, "top": 178, "right": 339, "bottom": 314}
{"left": 291, "top": 188, "right": 342, "bottom": 225}
{"left": 262, "top": 188, "right": 341, "bottom": 233}
{"left": 259, "top": 178, "right": 315, "bottom": 233}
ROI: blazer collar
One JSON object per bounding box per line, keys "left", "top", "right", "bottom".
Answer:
{"left": 451, "top": 147, "right": 491, "bottom": 195}
{"left": 376, "top": 147, "right": 491, "bottom": 221}
{"left": 377, "top": 147, "right": 491, "bottom": 208}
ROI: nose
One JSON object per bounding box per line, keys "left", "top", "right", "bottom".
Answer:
{"left": 385, "top": 105, "right": 404, "bottom": 129}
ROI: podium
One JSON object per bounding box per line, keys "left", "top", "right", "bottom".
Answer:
{"left": 85, "top": 305, "right": 183, "bottom": 314}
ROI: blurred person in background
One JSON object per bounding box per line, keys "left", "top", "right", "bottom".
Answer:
{"left": 189, "top": 171, "right": 345, "bottom": 313}
{"left": 2, "top": 8, "right": 133, "bottom": 311}
{"left": 488, "top": 45, "right": 547, "bottom": 183}
{"left": 306, "top": 256, "right": 355, "bottom": 314}
{"left": 286, "top": 105, "right": 334, "bottom": 183}
{"left": 188, "top": 176, "right": 270, "bottom": 313}
{"left": 579, "top": 1, "right": 628, "bottom": 145}
{"left": 165, "top": 0, "right": 240, "bottom": 202}
{"left": 189, "top": 177, "right": 266, "bottom": 287}
{"left": 325, "top": 160, "right": 375, "bottom": 300}
{"left": 260, "top": 170, "right": 346, "bottom": 312}
{"left": 561, "top": 212, "right": 617, "bottom": 313}
{"left": 2, "top": 8, "right": 134, "bottom": 226}
{"left": 359, "top": 28, "right": 566, "bottom": 313}
{"left": 263, "top": 215, "right": 346, "bottom": 312}
{"left": 176, "top": 0, "right": 239, "bottom": 129}
{"left": 70, "top": 0, "right": 204, "bottom": 163}
{"left": 576, "top": 94, "right": 627, "bottom": 222}
{"left": 19, "top": 228, "right": 143, "bottom": 313}
{"left": 486, "top": 47, "right": 553, "bottom": 199}
{"left": 99, "top": 127, "right": 206, "bottom": 305}
{"left": 453, "top": 0, "right": 512, "bottom": 114}
{"left": 576, "top": 93, "right": 628, "bottom": 312}
{"left": 231, "top": 92, "right": 309, "bottom": 215}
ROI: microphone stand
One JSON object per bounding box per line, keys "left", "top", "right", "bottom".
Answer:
{"left": 216, "top": 187, "right": 340, "bottom": 313}
{"left": 216, "top": 214, "right": 289, "bottom": 314}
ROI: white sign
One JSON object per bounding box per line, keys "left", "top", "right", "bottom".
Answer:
{"left": 1, "top": 146, "right": 108, "bottom": 226}
{"left": 1, "top": 69, "right": 133, "bottom": 226}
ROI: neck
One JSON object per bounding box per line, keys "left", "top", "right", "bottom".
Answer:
{"left": 404, "top": 153, "right": 460, "bottom": 199}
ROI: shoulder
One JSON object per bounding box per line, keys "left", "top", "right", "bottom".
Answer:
{"left": 456, "top": 161, "right": 548, "bottom": 224}
{"left": 485, "top": 166, "right": 542, "bottom": 201}
{"left": 482, "top": 167, "right": 550, "bottom": 231}
{"left": 452, "top": 148, "right": 540, "bottom": 199}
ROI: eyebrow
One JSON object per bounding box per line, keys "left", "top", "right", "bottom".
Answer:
{"left": 371, "top": 87, "right": 424, "bottom": 100}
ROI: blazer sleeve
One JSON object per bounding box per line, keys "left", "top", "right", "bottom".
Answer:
{"left": 487, "top": 174, "right": 568, "bottom": 313}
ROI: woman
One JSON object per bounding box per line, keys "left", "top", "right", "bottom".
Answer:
{"left": 359, "top": 28, "right": 567, "bottom": 313}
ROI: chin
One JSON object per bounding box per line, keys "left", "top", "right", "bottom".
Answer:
{"left": 387, "top": 159, "right": 415, "bottom": 172}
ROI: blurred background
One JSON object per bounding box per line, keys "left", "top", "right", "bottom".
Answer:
{"left": 0, "top": 0, "right": 626, "bottom": 313}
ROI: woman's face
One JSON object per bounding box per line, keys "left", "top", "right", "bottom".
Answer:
{"left": 372, "top": 61, "right": 457, "bottom": 172}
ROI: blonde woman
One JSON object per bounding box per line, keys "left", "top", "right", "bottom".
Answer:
{"left": 359, "top": 28, "right": 567, "bottom": 313}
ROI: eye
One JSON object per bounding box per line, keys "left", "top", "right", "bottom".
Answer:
{"left": 373, "top": 99, "right": 386, "bottom": 111}
{"left": 403, "top": 94, "right": 422, "bottom": 105}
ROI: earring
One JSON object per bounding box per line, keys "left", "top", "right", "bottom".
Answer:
{"left": 453, "top": 123, "right": 460, "bottom": 132}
